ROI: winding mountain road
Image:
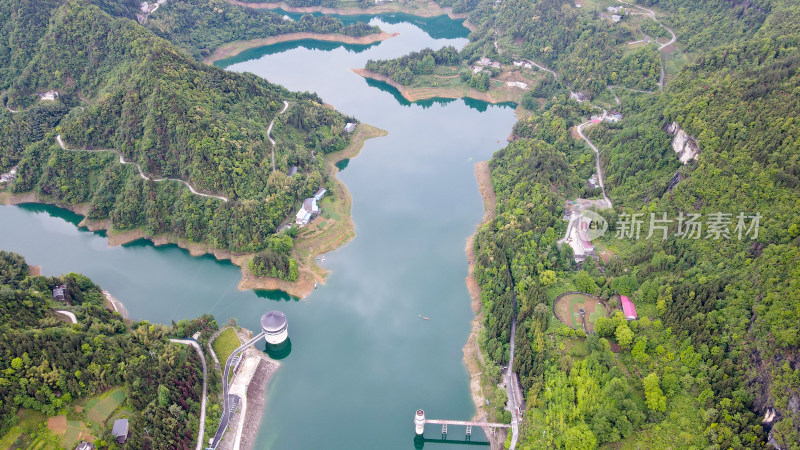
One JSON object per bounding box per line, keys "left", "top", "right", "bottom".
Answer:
{"left": 55, "top": 134, "right": 229, "bottom": 202}
{"left": 169, "top": 339, "right": 208, "bottom": 450}
{"left": 616, "top": 0, "right": 676, "bottom": 90}
{"left": 268, "top": 101, "right": 290, "bottom": 172}
{"left": 576, "top": 122, "right": 612, "bottom": 209}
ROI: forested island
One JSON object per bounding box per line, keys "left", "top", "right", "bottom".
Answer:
{"left": 0, "top": 250, "right": 221, "bottom": 448}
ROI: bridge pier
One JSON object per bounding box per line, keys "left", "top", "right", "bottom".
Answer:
{"left": 441, "top": 424, "right": 447, "bottom": 440}
{"left": 466, "top": 425, "right": 472, "bottom": 441}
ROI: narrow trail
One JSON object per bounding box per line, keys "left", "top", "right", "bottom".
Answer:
{"left": 6, "top": 106, "right": 19, "bottom": 114}
{"left": 55, "top": 134, "right": 229, "bottom": 202}
{"left": 268, "top": 101, "right": 290, "bottom": 172}
{"left": 169, "top": 339, "right": 208, "bottom": 450}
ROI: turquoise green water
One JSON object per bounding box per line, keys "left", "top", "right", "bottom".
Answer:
{"left": 0, "top": 17, "right": 517, "bottom": 449}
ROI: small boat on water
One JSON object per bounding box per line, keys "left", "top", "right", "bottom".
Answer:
{"left": 418, "top": 315, "right": 430, "bottom": 320}
{"left": 314, "top": 281, "right": 318, "bottom": 289}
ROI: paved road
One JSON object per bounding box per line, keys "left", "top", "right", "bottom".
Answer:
{"left": 56, "top": 135, "right": 229, "bottom": 202}
{"left": 54, "top": 310, "right": 77, "bottom": 324}
{"left": 210, "top": 331, "right": 265, "bottom": 448}
{"left": 267, "top": 101, "right": 290, "bottom": 172}
{"left": 170, "top": 339, "right": 208, "bottom": 450}
{"left": 504, "top": 292, "right": 520, "bottom": 450}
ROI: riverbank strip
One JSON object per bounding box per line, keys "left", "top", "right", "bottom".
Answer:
{"left": 225, "top": 0, "right": 469, "bottom": 21}
{"left": 0, "top": 123, "right": 386, "bottom": 299}
{"left": 463, "top": 161, "right": 505, "bottom": 450}
{"left": 352, "top": 68, "right": 524, "bottom": 104}
{"left": 203, "top": 31, "right": 400, "bottom": 65}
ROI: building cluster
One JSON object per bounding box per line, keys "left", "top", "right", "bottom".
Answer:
{"left": 295, "top": 188, "right": 327, "bottom": 226}
{"left": 590, "top": 110, "right": 623, "bottom": 123}
{"left": 473, "top": 57, "right": 501, "bottom": 74}
{"left": 599, "top": 6, "right": 627, "bottom": 22}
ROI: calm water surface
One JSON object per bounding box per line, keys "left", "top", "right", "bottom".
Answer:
{"left": 0, "top": 16, "right": 517, "bottom": 449}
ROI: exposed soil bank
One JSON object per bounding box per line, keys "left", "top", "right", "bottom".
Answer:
{"left": 226, "top": 0, "right": 468, "bottom": 20}
{"left": 463, "top": 161, "right": 504, "bottom": 450}
{"left": 203, "top": 31, "right": 399, "bottom": 64}
{"left": 0, "top": 123, "right": 386, "bottom": 299}
{"left": 352, "top": 68, "right": 523, "bottom": 104}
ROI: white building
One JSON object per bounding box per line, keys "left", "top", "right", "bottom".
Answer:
{"left": 295, "top": 188, "right": 327, "bottom": 226}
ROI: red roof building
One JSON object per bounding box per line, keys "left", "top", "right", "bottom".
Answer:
{"left": 620, "top": 295, "right": 638, "bottom": 320}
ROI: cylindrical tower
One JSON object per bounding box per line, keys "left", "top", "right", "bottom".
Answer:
{"left": 414, "top": 409, "right": 426, "bottom": 435}
{"left": 261, "top": 311, "right": 288, "bottom": 345}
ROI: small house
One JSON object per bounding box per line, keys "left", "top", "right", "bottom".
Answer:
{"left": 611, "top": 14, "right": 622, "bottom": 22}
{"left": 52, "top": 284, "right": 67, "bottom": 302}
{"left": 314, "top": 188, "right": 326, "bottom": 201}
{"left": 295, "top": 197, "right": 320, "bottom": 226}
{"left": 75, "top": 442, "right": 96, "bottom": 450}
{"left": 112, "top": 419, "right": 129, "bottom": 444}
{"left": 344, "top": 123, "right": 357, "bottom": 133}
{"left": 620, "top": 295, "right": 638, "bottom": 320}
{"left": 288, "top": 166, "right": 298, "bottom": 176}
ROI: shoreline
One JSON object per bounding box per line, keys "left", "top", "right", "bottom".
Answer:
{"left": 203, "top": 31, "right": 399, "bottom": 65}
{"left": 225, "top": 0, "right": 469, "bottom": 20}
{"left": 462, "top": 161, "right": 504, "bottom": 450}
{"left": 0, "top": 123, "right": 386, "bottom": 300}
{"left": 352, "top": 68, "right": 523, "bottom": 104}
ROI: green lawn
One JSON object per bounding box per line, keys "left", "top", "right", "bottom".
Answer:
{"left": 212, "top": 327, "right": 241, "bottom": 365}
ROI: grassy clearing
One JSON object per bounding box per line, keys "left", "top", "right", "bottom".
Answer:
{"left": 212, "top": 327, "right": 241, "bottom": 365}
{"left": 85, "top": 388, "right": 126, "bottom": 424}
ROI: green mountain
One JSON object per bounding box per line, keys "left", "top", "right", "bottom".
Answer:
{"left": 0, "top": 250, "right": 220, "bottom": 448}
{"left": 399, "top": 0, "right": 800, "bottom": 448}
{"left": 1, "top": 0, "right": 355, "bottom": 261}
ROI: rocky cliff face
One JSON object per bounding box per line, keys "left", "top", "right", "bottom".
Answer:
{"left": 665, "top": 121, "right": 699, "bottom": 164}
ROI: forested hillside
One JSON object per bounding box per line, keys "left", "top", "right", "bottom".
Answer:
{"left": 0, "top": 0, "right": 356, "bottom": 262}
{"left": 145, "top": 0, "right": 381, "bottom": 60}
{"left": 445, "top": 0, "right": 800, "bottom": 448}
{"left": 0, "top": 250, "right": 220, "bottom": 448}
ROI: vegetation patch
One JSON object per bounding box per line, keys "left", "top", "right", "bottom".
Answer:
{"left": 85, "top": 388, "right": 127, "bottom": 425}
{"left": 212, "top": 327, "right": 242, "bottom": 365}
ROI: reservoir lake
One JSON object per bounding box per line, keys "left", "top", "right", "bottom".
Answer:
{"left": 0, "top": 14, "right": 518, "bottom": 449}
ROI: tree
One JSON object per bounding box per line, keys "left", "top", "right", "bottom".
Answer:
{"left": 563, "top": 422, "right": 598, "bottom": 449}
{"left": 615, "top": 322, "right": 634, "bottom": 350}
{"left": 574, "top": 270, "right": 600, "bottom": 295}
{"left": 643, "top": 373, "right": 667, "bottom": 412}
{"left": 539, "top": 270, "right": 557, "bottom": 286}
